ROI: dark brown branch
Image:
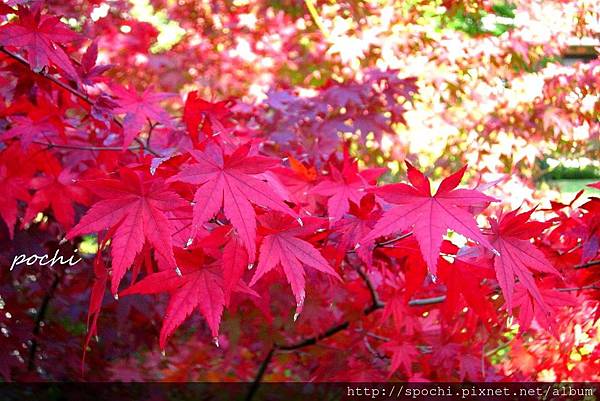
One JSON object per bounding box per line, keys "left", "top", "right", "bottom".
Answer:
{"left": 245, "top": 300, "right": 386, "bottom": 400}
{"left": 1, "top": 46, "right": 91, "bottom": 104}
{"left": 376, "top": 232, "right": 413, "bottom": 247}
{"left": 556, "top": 284, "right": 600, "bottom": 292}
{"left": 237, "top": 234, "right": 594, "bottom": 400}
{"left": 277, "top": 283, "right": 386, "bottom": 352}
{"left": 363, "top": 336, "right": 387, "bottom": 359}
{"left": 363, "top": 331, "right": 391, "bottom": 343}
{"left": 277, "top": 320, "right": 351, "bottom": 351}
{"left": 244, "top": 347, "right": 275, "bottom": 401}
{"left": 28, "top": 273, "right": 61, "bottom": 372}
{"left": 246, "top": 232, "right": 422, "bottom": 400}
{"left": 408, "top": 295, "right": 447, "bottom": 306}
{"left": 146, "top": 120, "right": 157, "bottom": 148}
{"left": 354, "top": 265, "right": 384, "bottom": 309}
{"left": 484, "top": 338, "right": 514, "bottom": 357}
{"left": 0, "top": 46, "right": 158, "bottom": 156}
{"left": 574, "top": 259, "right": 600, "bottom": 270}
{"left": 347, "top": 232, "right": 413, "bottom": 254}
{"left": 33, "top": 140, "right": 142, "bottom": 152}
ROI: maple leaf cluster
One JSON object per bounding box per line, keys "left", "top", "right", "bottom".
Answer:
{"left": 0, "top": 1, "right": 598, "bottom": 383}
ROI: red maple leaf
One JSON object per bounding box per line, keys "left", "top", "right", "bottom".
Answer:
{"left": 362, "top": 162, "right": 497, "bottom": 276}
{"left": 183, "top": 91, "right": 234, "bottom": 145}
{"left": 380, "top": 290, "right": 421, "bottom": 336}
{"left": 270, "top": 155, "right": 318, "bottom": 209}
{"left": 489, "top": 208, "right": 561, "bottom": 314}
{"left": 249, "top": 213, "right": 341, "bottom": 318}
{"left": 22, "top": 153, "right": 89, "bottom": 230}
{"left": 222, "top": 234, "right": 249, "bottom": 306}
{"left": 67, "top": 168, "right": 187, "bottom": 293}
{"left": 379, "top": 236, "right": 429, "bottom": 301}
{"left": 438, "top": 257, "right": 497, "bottom": 323}
{"left": 170, "top": 143, "right": 297, "bottom": 258}
{"left": 1, "top": 93, "right": 67, "bottom": 148}
{"left": 121, "top": 249, "right": 226, "bottom": 349}
{"left": 111, "top": 84, "right": 174, "bottom": 148}
{"left": 77, "top": 40, "right": 112, "bottom": 86}
{"left": 311, "top": 149, "right": 385, "bottom": 222}
{"left": 331, "top": 194, "right": 381, "bottom": 267}
{"left": 0, "top": 143, "right": 32, "bottom": 238}
{"left": 0, "top": 6, "right": 79, "bottom": 79}
{"left": 512, "top": 284, "right": 577, "bottom": 333}
{"left": 1, "top": 115, "right": 59, "bottom": 149}
{"left": 381, "top": 341, "right": 418, "bottom": 377}
{"left": 82, "top": 230, "right": 114, "bottom": 370}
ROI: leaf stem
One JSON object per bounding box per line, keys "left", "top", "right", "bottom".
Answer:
{"left": 0, "top": 46, "right": 159, "bottom": 156}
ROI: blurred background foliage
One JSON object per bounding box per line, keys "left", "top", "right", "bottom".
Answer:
{"left": 54, "top": 0, "right": 599, "bottom": 203}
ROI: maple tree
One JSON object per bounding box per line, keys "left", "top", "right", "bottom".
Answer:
{"left": 0, "top": 0, "right": 599, "bottom": 388}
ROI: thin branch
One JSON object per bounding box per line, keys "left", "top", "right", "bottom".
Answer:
{"left": 408, "top": 295, "right": 447, "bottom": 306}
{"left": 245, "top": 232, "right": 430, "bottom": 400}
{"left": 1, "top": 46, "right": 91, "bottom": 104}
{"left": 244, "top": 347, "right": 275, "bottom": 401}
{"left": 28, "top": 273, "right": 61, "bottom": 372}
{"left": 363, "top": 331, "right": 391, "bottom": 343}
{"left": 484, "top": 338, "right": 514, "bottom": 357}
{"left": 376, "top": 232, "right": 413, "bottom": 248}
{"left": 574, "top": 259, "right": 600, "bottom": 270}
{"left": 0, "top": 46, "right": 158, "bottom": 156}
{"left": 277, "top": 320, "right": 352, "bottom": 351}
{"left": 354, "top": 264, "right": 383, "bottom": 309}
{"left": 246, "top": 295, "right": 386, "bottom": 400}
{"left": 278, "top": 286, "right": 385, "bottom": 353}
{"left": 556, "top": 283, "right": 600, "bottom": 292}
{"left": 33, "top": 140, "right": 141, "bottom": 152}
{"left": 363, "top": 336, "right": 386, "bottom": 359}
{"left": 238, "top": 227, "right": 592, "bottom": 399}
{"left": 146, "top": 120, "right": 157, "bottom": 149}
{"left": 347, "top": 232, "right": 413, "bottom": 254}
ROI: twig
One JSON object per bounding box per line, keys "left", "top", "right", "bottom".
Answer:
{"left": 376, "top": 232, "right": 413, "bottom": 248}
{"left": 277, "top": 320, "right": 353, "bottom": 352}
{"left": 484, "top": 338, "right": 514, "bottom": 357}
{"left": 244, "top": 347, "right": 275, "bottom": 401}
{"left": 28, "top": 273, "right": 61, "bottom": 372}
{"left": 363, "top": 331, "right": 391, "bottom": 343}
{"left": 347, "top": 232, "right": 412, "bottom": 254}
{"left": 0, "top": 46, "right": 158, "bottom": 156}
{"left": 33, "top": 140, "right": 142, "bottom": 152}
{"left": 245, "top": 232, "right": 430, "bottom": 400}
{"left": 556, "top": 284, "right": 600, "bottom": 292}
{"left": 574, "top": 259, "right": 600, "bottom": 270}
{"left": 245, "top": 300, "right": 386, "bottom": 400}
{"left": 267, "top": 267, "right": 387, "bottom": 353}
{"left": 146, "top": 120, "right": 157, "bottom": 149}
{"left": 1, "top": 46, "right": 91, "bottom": 104}
{"left": 363, "top": 336, "right": 386, "bottom": 359}
{"left": 408, "top": 295, "right": 446, "bottom": 306}
{"left": 354, "top": 265, "right": 383, "bottom": 309}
